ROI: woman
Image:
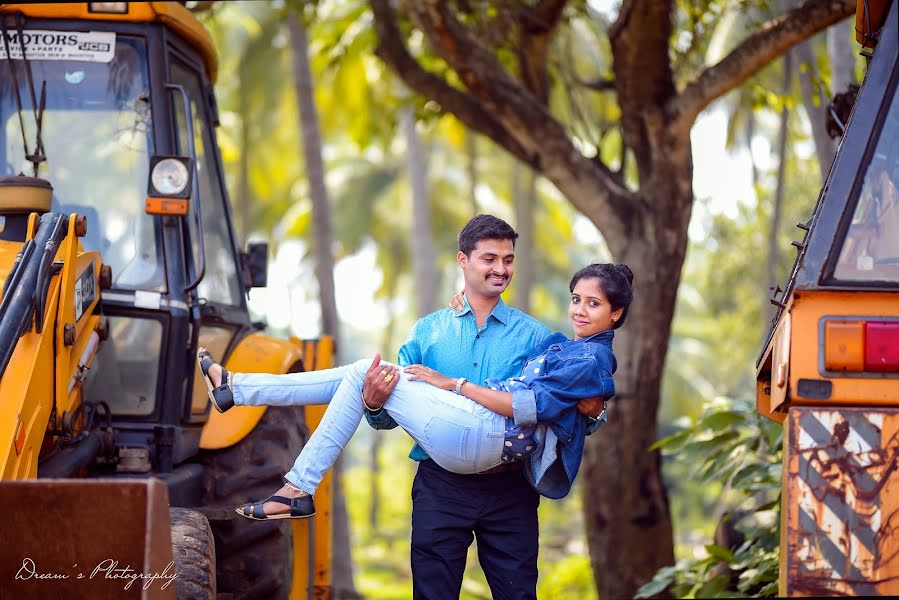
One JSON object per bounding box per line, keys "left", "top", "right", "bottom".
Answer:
{"left": 198, "top": 263, "right": 632, "bottom": 520}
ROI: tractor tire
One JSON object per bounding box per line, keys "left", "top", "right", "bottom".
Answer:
{"left": 197, "top": 404, "right": 309, "bottom": 600}
{"left": 170, "top": 507, "right": 216, "bottom": 600}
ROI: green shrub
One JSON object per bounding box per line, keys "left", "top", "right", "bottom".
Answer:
{"left": 637, "top": 398, "right": 782, "bottom": 598}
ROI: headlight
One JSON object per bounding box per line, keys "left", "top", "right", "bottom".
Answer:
{"left": 151, "top": 158, "right": 189, "bottom": 196}
{"left": 88, "top": 3, "right": 129, "bottom": 14}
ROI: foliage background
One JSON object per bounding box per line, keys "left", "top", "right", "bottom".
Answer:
{"left": 198, "top": 1, "right": 861, "bottom": 597}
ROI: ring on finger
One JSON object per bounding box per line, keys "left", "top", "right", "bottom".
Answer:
{"left": 384, "top": 373, "right": 395, "bottom": 383}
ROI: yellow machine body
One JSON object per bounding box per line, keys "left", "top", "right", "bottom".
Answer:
{"left": 0, "top": 3, "right": 334, "bottom": 596}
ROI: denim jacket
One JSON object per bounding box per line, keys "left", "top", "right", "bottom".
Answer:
{"left": 508, "top": 329, "right": 616, "bottom": 498}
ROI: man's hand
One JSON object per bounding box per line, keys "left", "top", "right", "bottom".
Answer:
{"left": 362, "top": 353, "right": 399, "bottom": 411}
{"left": 577, "top": 396, "right": 606, "bottom": 418}
{"left": 448, "top": 289, "right": 465, "bottom": 312}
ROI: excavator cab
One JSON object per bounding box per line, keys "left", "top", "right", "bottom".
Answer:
{"left": 756, "top": 0, "right": 899, "bottom": 595}
{"left": 0, "top": 3, "right": 331, "bottom": 597}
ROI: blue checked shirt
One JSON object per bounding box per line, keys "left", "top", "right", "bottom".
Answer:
{"left": 365, "top": 297, "right": 552, "bottom": 460}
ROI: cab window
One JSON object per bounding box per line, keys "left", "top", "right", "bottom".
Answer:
{"left": 169, "top": 59, "right": 242, "bottom": 306}
{"left": 1, "top": 36, "right": 165, "bottom": 291}
{"left": 832, "top": 80, "right": 899, "bottom": 283}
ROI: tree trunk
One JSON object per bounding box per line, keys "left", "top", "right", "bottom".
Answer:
{"left": 237, "top": 92, "right": 251, "bottom": 247}
{"left": 746, "top": 115, "right": 760, "bottom": 189}
{"left": 796, "top": 39, "right": 836, "bottom": 181}
{"left": 581, "top": 154, "right": 691, "bottom": 597}
{"left": 828, "top": 17, "right": 855, "bottom": 94}
{"left": 289, "top": 15, "right": 340, "bottom": 341}
{"left": 765, "top": 50, "right": 792, "bottom": 325}
{"left": 400, "top": 104, "right": 438, "bottom": 317}
{"left": 512, "top": 160, "right": 536, "bottom": 314}
{"left": 465, "top": 128, "right": 479, "bottom": 214}
{"left": 331, "top": 455, "right": 361, "bottom": 600}
{"left": 288, "top": 14, "right": 355, "bottom": 598}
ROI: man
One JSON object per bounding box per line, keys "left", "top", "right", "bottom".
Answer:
{"left": 362, "top": 214, "right": 603, "bottom": 599}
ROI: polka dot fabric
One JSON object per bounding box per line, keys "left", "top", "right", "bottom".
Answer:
{"left": 486, "top": 356, "right": 545, "bottom": 463}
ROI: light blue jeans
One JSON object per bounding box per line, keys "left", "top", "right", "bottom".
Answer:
{"left": 232, "top": 359, "right": 507, "bottom": 494}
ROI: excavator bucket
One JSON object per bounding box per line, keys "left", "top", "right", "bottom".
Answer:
{"left": 0, "top": 479, "right": 176, "bottom": 598}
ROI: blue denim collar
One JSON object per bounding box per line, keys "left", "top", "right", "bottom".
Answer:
{"left": 574, "top": 329, "right": 614, "bottom": 345}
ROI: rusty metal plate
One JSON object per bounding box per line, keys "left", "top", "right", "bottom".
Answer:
{"left": 0, "top": 479, "right": 175, "bottom": 599}
{"left": 784, "top": 407, "right": 899, "bottom": 596}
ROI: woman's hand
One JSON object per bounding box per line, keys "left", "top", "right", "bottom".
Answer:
{"left": 448, "top": 289, "right": 465, "bottom": 312}
{"left": 404, "top": 364, "right": 457, "bottom": 391}
{"left": 577, "top": 396, "right": 606, "bottom": 418}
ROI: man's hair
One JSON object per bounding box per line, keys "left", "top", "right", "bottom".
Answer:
{"left": 458, "top": 214, "right": 518, "bottom": 256}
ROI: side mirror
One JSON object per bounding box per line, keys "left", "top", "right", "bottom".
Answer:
{"left": 242, "top": 242, "right": 268, "bottom": 289}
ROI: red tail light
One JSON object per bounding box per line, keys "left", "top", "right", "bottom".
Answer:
{"left": 865, "top": 322, "right": 899, "bottom": 372}
{"left": 824, "top": 320, "right": 899, "bottom": 373}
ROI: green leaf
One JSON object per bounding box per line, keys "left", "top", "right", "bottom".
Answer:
{"left": 650, "top": 429, "right": 691, "bottom": 451}
{"left": 705, "top": 543, "right": 735, "bottom": 563}
{"left": 698, "top": 410, "right": 746, "bottom": 432}
{"left": 696, "top": 574, "right": 730, "bottom": 597}
{"left": 635, "top": 576, "right": 672, "bottom": 598}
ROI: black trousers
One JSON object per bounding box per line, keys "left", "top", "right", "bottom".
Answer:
{"left": 410, "top": 459, "right": 540, "bottom": 600}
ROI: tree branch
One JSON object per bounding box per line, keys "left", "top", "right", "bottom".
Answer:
{"left": 369, "top": 0, "right": 532, "bottom": 167}
{"left": 524, "top": 0, "right": 569, "bottom": 33}
{"left": 607, "top": 0, "right": 676, "bottom": 178}
{"left": 516, "top": 0, "right": 569, "bottom": 103}
{"left": 369, "top": 0, "right": 637, "bottom": 249}
{"left": 670, "top": 0, "right": 855, "bottom": 131}
{"left": 577, "top": 76, "right": 616, "bottom": 91}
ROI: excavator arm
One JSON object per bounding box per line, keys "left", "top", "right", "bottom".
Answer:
{"left": 0, "top": 206, "right": 106, "bottom": 480}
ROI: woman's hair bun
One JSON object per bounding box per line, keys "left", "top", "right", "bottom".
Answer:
{"left": 614, "top": 264, "right": 634, "bottom": 286}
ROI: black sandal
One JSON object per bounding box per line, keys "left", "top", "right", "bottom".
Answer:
{"left": 235, "top": 494, "right": 316, "bottom": 520}
{"left": 197, "top": 349, "right": 234, "bottom": 413}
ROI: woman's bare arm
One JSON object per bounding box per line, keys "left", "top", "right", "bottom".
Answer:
{"left": 404, "top": 364, "right": 514, "bottom": 417}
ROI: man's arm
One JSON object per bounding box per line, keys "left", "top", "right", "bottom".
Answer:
{"left": 362, "top": 333, "right": 422, "bottom": 429}
{"left": 360, "top": 354, "right": 400, "bottom": 429}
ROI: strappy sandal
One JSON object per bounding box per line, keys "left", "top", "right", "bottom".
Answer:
{"left": 235, "top": 494, "right": 316, "bottom": 520}
{"left": 197, "top": 349, "right": 234, "bottom": 413}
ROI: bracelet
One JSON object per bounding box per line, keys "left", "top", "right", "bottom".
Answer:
{"left": 361, "top": 391, "right": 382, "bottom": 412}
{"left": 454, "top": 377, "right": 467, "bottom": 395}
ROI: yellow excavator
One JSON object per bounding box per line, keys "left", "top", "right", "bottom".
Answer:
{"left": 756, "top": 0, "right": 899, "bottom": 595}
{"left": 0, "top": 3, "right": 332, "bottom": 598}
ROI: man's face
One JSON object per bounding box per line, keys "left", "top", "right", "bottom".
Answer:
{"left": 458, "top": 238, "right": 515, "bottom": 299}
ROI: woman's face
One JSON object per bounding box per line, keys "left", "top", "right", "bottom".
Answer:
{"left": 569, "top": 277, "right": 623, "bottom": 340}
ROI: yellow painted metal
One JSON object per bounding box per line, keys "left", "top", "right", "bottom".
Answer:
{"left": 758, "top": 290, "right": 899, "bottom": 420}
{"left": 290, "top": 336, "right": 334, "bottom": 600}
{"left": 856, "top": 0, "right": 891, "bottom": 46}
{"left": 0, "top": 2, "right": 218, "bottom": 82}
{"left": 0, "top": 213, "right": 102, "bottom": 480}
{"left": 198, "top": 332, "right": 304, "bottom": 450}
{"left": 789, "top": 291, "right": 899, "bottom": 405}
{"left": 0, "top": 240, "right": 24, "bottom": 289}
{"left": 54, "top": 214, "right": 102, "bottom": 419}
{"left": 0, "top": 303, "right": 56, "bottom": 479}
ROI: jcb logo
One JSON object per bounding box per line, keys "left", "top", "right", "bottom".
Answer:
{"left": 78, "top": 41, "right": 110, "bottom": 52}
